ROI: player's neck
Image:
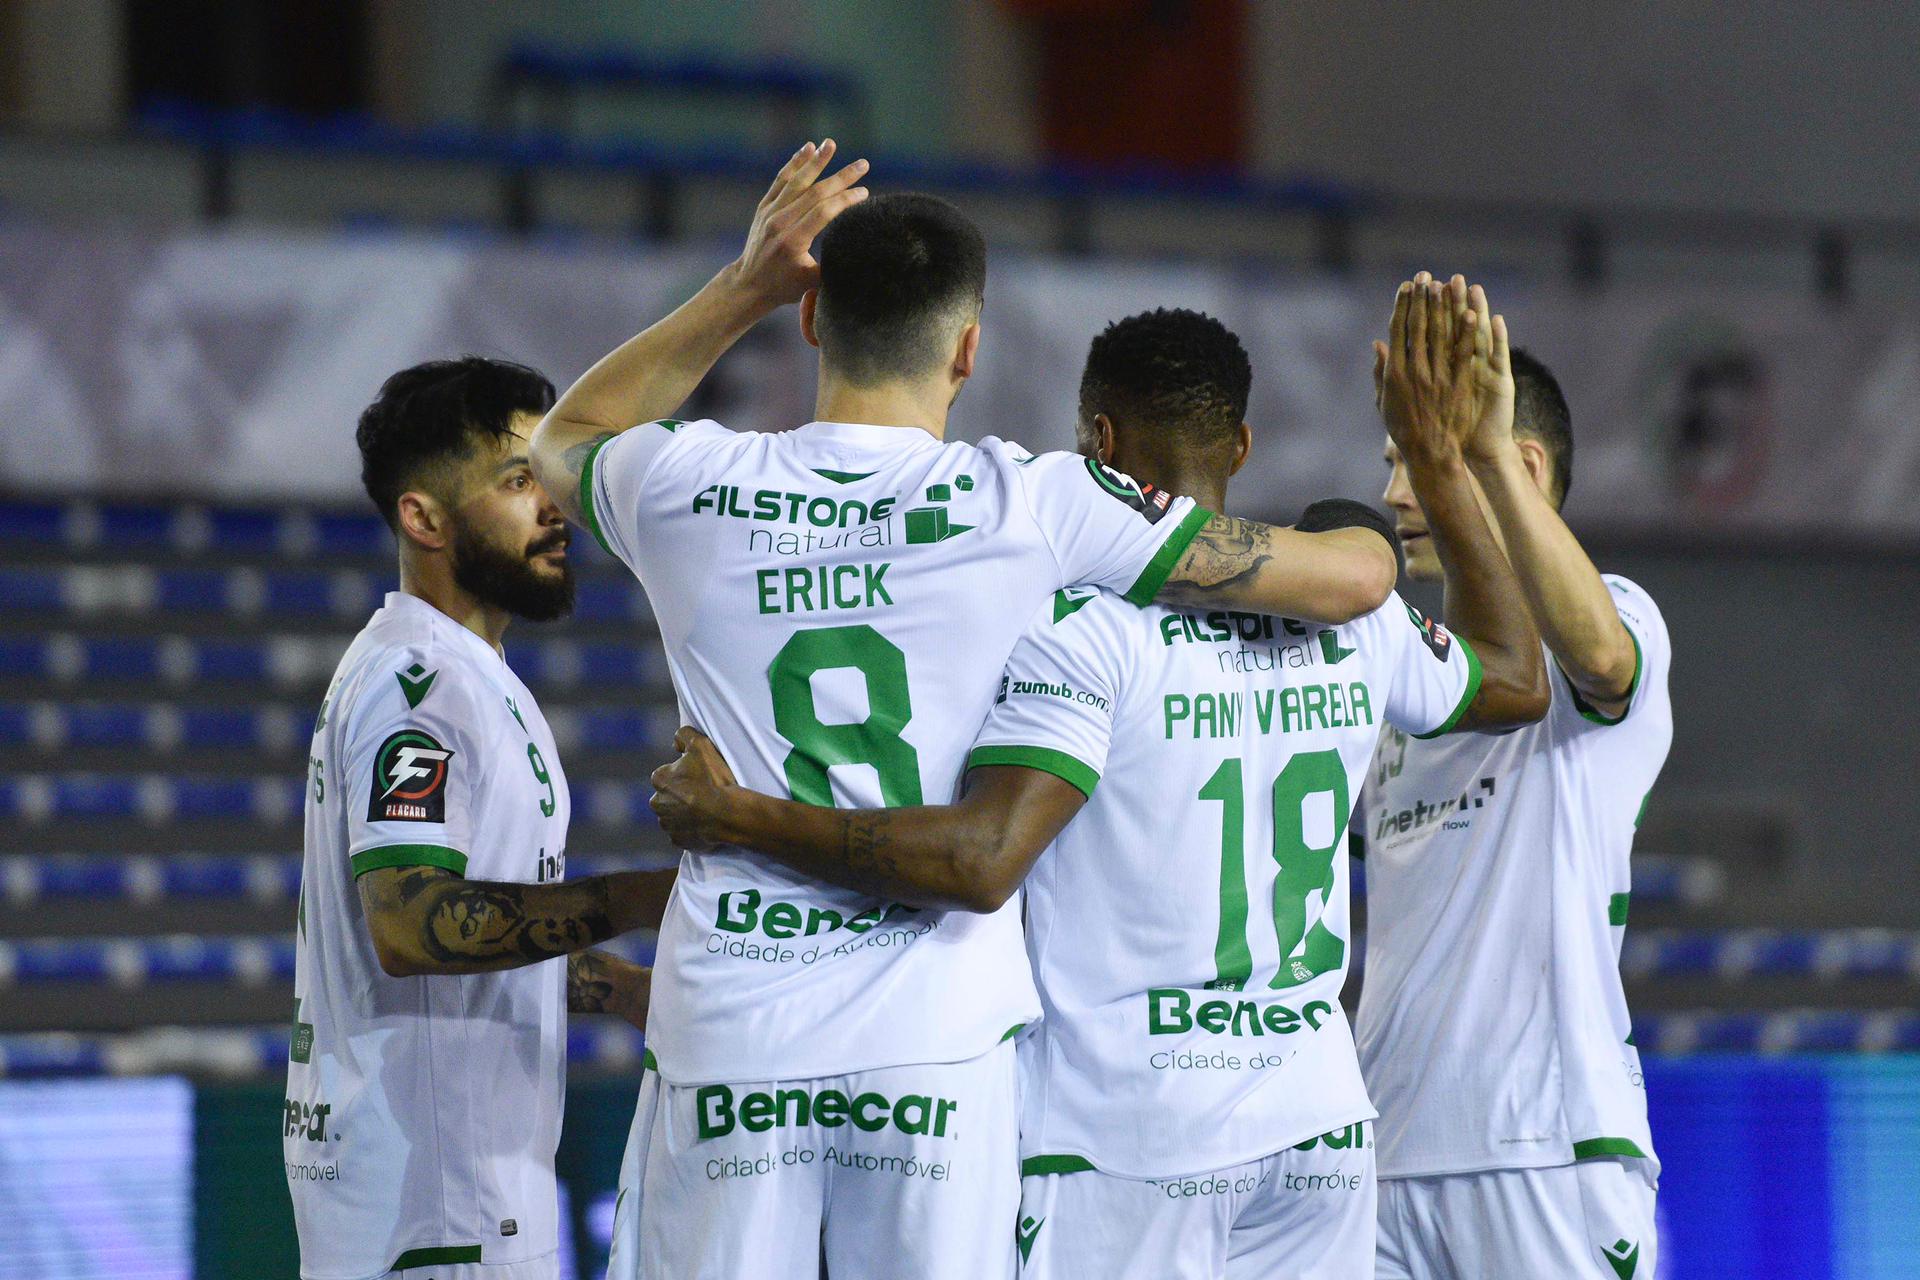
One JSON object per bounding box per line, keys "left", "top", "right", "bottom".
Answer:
{"left": 814, "top": 373, "right": 952, "bottom": 440}
{"left": 1109, "top": 448, "right": 1229, "bottom": 513}
{"left": 398, "top": 557, "right": 510, "bottom": 654}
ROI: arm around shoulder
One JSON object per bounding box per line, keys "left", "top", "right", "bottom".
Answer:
{"left": 1155, "top": 513, "right": 1397, "bottom": 625}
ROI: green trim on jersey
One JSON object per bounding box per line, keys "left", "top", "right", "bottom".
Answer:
{"left": 1412, "top": 635, "right": 1484, "bottom": 739}
{"left": 1122, "top": 504, "right": 1212, "bottom": 606}
{"left": 391, "top": 1244, "right": 483, "bottom": 1269}
{"left": 1022, "top": 1154, "right": 1097, "bottom": 1177}
{"left": 578, "top": 436, "right": 615, "bottom": 555}
{"left": 1565, "top": 629, "right": 1644, "bottom": 726}
{"left": 1572, "top": 1136, "right": 1648, "bottom": 1161}
{"left": 350, "top": 844, "right": 468, "bottom": 879}
{"left": 967, "top": 745, "right": 1100, "bottom": 799}
{"left": 1609, "top": 892, "right": 1631, "bottom": 926}
{"left": 1001, "top": 1022, "right": 1027, "bottom": 1042}
{"left": 812, "top": 467, "right": 875, "bottom": 485}
{"left": 642, "top": 1048, "right": 659, "bottom": 1072}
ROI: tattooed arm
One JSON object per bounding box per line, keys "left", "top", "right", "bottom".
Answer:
{"left": 649, "top": 729, "right": 1085, "bottom": 913}
{"left": 355, "top": 864, "right": 675, "bottom": 978}
{"left": 567, "top": 949, "right": 651, "bottom": 1028}
{"left": 1155, "top": 514, "right": 1398, "bottom": 625}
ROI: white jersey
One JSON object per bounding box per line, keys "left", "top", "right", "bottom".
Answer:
{"left": 286, "top": 592, "right": 572, "bottom": 1280}
{"left": 1355, "top": 575, "right": 1671, "bottom": 1184}
{"left": 582, "top": 419, "right": 1207, "bottom": 1085}
{"left": 970, "top": 587, "right": 1482, "bottom": 1179}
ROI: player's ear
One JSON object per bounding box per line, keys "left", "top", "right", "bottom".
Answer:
{"left": 799, "top": 289, "right": 821, "bottom": 349}
{"left": 395, "top": 491, "right": 451, "bottom": 553}
{"left": 1092, "top": 413, "right": 1118, "bottom": 465}
{"left": 1228, "top": 422, "right": 1253, "bottom": 477}
{"left": 952, "top": 320, "right": 980, "bottom": 381}
{"left": 1516, "top": 436, "right": 1552, "bottom": 497}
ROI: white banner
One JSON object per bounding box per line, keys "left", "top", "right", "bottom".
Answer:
{"left": 2, "top": 224, "right": 1916, "bottom": 533}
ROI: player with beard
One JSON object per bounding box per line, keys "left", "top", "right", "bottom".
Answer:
{"left": 285, "top": 356, "right": 675, "bottom": 1280}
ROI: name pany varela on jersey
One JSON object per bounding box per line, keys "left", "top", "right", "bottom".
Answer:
{"left": 580, "top": 418, "right": 1209, "bottom": 1085}
{"left": 971, "top": 587, "right": 1483, "bottom": 1179}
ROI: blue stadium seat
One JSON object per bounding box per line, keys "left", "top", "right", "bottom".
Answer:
{"left": 0, "top": 569, "right": 65, "bottom": 610}
{"left": 0, "top": 638, "right": 49, "bottom": 678}
{"left": 81, "top": 639, "right": 162, "bottom": 681}
{"left": 264, "top": 570, "right": 338, "bottom": 617}
{"left": 178, "top": 705, "right": 274, "bottom": 749}
{"left": 579, "top": 709, "right": 657, "bottom": 750}
{"left": 206, "top": 506, "right": 283, "bottom": 553}
{"left": 0, "top": 1035, "right": 109, "bottom": 1078}
{"left": 0, "top": 704, "right": 35, "bottom": 745}
{"left": 0, "top": 500, "right": 65, "bottom": 544}
{"left": 577, "top": 643, "right": 650, "bottom": 686}
{"left": 193, "top": 640, "right": 269, "bottom": 682}
{"left": 156, "top": 568, "right": 231, "bottom": 612}
{"left": 64, "top": 705, "right": 148, "bottom": 747}
{"left": 0, "top": 936, "right": 297, "bottom": 985}
{"left": 572, "top": 578, "right": 637, "bottom": 621}
{"left": 312, "top": 512, "right": 390, "bottom": 557}
{"left": 49, "top": 777, "right": 142, "bottom": 820}
{"left": 173, "top": 779, "right": 263, "bottom": 820}
{"left": 96, "top": 503, "right": 175, "bottom": 548}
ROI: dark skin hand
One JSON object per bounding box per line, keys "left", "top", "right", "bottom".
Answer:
{"left": 649, "top": 727, "right": 1086, "bottom": 914}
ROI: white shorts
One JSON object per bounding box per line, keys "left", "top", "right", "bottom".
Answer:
{"left": 1376, "top": 1158, "right": 1658, "bottom": 1280}
{"left": 381, "top": 1254, "right": 556, "bottom": 1280}
{"left": 608, "top": 1042, "right": 1020, "bottom": 1280}
{"left": 1017, "top": 1122, "right": 1376, "bottom": 1280}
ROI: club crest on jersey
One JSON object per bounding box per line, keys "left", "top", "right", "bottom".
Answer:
{"left": 368, "top": 729, "right": 452, "bottom": 823}
{"left": 1084, "top": 457, "right": 1176, "bottom": 524}
{"left": 1405, "top": 602, "right": 1454, "bottom": 661}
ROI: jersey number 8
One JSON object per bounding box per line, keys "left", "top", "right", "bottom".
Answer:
{"left": 769, "top": 625, "right": 924, "bottom": 808}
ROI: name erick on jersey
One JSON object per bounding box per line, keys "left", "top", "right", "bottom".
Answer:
{"left": 970, "top": 586, "right": 1483, "bottom": 1180}
{"left": 287, "top": 593, "right": 571, "bottom": 1280}
{"left": 1355, "top": 575, "right": 1672, "bottom": 1185}
{"left": 582, "top": 419, "right": 1208, "bottom": 1084}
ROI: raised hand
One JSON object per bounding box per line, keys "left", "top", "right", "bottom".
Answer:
{"left": 1378, "top": 271, "right": 1479, "bottom": 468}
{"left": 731, "top": 139, "right": 870, "bottom": 308}
{"left": 649, "top": 726, "right": 742, "bottom": 853}
{"left": 1461, "top": 282, "right": 1518, "bottom": 465}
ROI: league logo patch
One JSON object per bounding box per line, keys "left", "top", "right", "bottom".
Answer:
{"left": 1084, "top": 458, "right": 1177, "bottom": 524}
{"left": 1405, "top": 602, "right": 1454, "bottom": 661}
{"left": 368, "top": 729, "right": 453, "bottom": 823}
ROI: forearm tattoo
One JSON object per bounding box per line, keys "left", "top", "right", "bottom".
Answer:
{"left": 1160, "top": 514, "right": 1275, "bottom": 604}
{"left": 416, "top": 875, "right": 614, "bottom": 966}
{"left": 839, "top": 811, "right": 909, "bottom": 891}
{"left": 560, "top": 431, "right": 618, "bottom": 484}
{"left": 567, "top": 950, "right": 616, "bottom": 1014}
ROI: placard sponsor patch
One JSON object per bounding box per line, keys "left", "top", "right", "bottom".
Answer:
{"left": 1405, "top": 602, "right": 1454, "bottom": 661}
{"left": 1084, "top": 457, "right": 1177, "bottom": 524}
{"left": 368, "top": 729, "right": 452, "bottom": 823}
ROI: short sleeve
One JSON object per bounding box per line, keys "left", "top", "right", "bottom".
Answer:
{"left": 1373, "top": 593, "right": 1484, "bottom": 739}
{"left": 965, "top": 591, "right": 1125, "bottom": 799}
{"left": 1558, "top": 575, "right": 1670, "bottom": 727}
{"left": 578, "top": 418, "right": 727, "bottom": 566}
{"left": 343, "top": 655, "right": 485, "bottom": 878}
{"left": 1016, "top": 451, "right": 1210, "bottom": 607}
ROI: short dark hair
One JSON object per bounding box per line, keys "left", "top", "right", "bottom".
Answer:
{"left": 356, "top": 356, "right": 556, "bottom": 532}
{"left": 1510, "top": 346, "right": 1574, "bottom": 507}
{"left": 814, "top": 193, "right": 987, "bottom": 385}
{"left": 1079, "top": 308, "right": 1252, "bottom": 450}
